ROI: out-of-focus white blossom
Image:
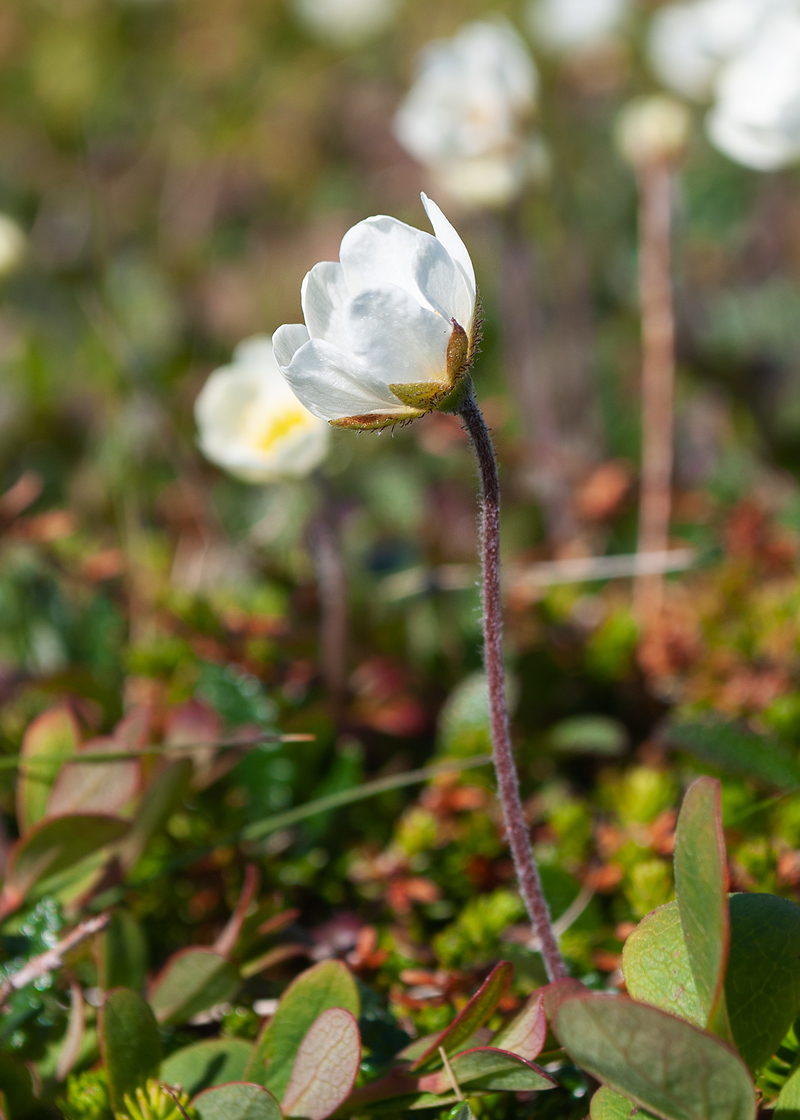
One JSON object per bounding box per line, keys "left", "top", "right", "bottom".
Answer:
{"left": 290, "top": 0, "right": 398, "bottom": 46}
{"left": 394, "top": 20, "right": 542, "bottom": 208}
{"left": 647, "top": 0, "right": 795, "bottom": 101}
{"left": 616, "top": 95, "right": 692, "bottom": 167}
{"left": 195, "top": 335, "right": 330, "bottom": 482}
{"left": 707, "top": 10, "right": 800, "bottom": 170}
{"left": 273, "top": 194, "right": 478, "bottom": 431}
{"left": 0, "top": 215, "right": 26, "bottom": 278}
{"left": 528, "top": 0, "right": 629, "bottom": 52}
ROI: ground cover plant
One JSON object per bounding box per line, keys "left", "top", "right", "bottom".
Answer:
{"left": 3, "top": 0, "right": 800, "bottom": 1118}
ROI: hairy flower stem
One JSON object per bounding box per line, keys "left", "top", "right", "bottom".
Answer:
{"left": 635, "top": 160, "right": 676, "bottom": 622}
{"left": 459, "top": 389, "right": 567, "bottom": 982}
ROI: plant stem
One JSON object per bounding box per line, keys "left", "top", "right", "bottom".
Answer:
{"left": 635, "top": 160, "right": 676, "bottom": 622}
{"left": 458, "top": 388, "right": 567, "bottom": 982}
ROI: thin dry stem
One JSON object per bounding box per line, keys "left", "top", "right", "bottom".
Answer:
{"left": 635, "top": 160, "right": 676, "bottom": 622}
{"left": 459, "top": 390, "right": 567, "bottom": 982}
{"left": 0, "top": 912, "right": 110, "bottom": 1009}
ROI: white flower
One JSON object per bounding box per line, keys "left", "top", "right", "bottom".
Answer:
{"left": 394, "top": 20, "right": 540, "bottom": 208}
{"left": 0, "top": 215, "right": 26, "bottom": 278}
{"left": 273, "top": 194, "right": 478, "bottom": 431}
{"left": 528, "top": 0, "right": 629, "bottom": 52}
{"left": 195, "top": 335, "right": 330, "bottom": 482}
{"left": 647, "top": 0, "right": 795, "bottom": 101}
{"left": 707, "top": 9, "right": 800, "bottom": 170}
{"left": 290, "top": 0, "right": 398, "bottom": 46}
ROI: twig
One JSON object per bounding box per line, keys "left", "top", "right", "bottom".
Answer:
{"left": 459, "top": 388, "right": 567, "bottom": 982}
{"left": 0, "top": 913, "right": 110, "bottom": 1008}
{"left": 381, "top": 548, "right": 697, "bottom": 601}
{"left": 635, "top": 160, "right": 677, "bottom": 622}
{"left": 439, "top": 1047, "right": 463, "bottom": 1102}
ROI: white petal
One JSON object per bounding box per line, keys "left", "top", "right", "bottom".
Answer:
{"left": 282, "top": 338, "right": 409, "bottom": 421}
{"left": 300, "top": 261, "right": 350, "bottom": 349}
{"left": 340, "top": 215, "right": 474, "bottom": 331}
{"left": 343, "top": 285, "right": 452, "bottom": 385}
{"left": 421, "top": 193, "right": 476, "bottom": 303}
{"left": 232, "top": 335, "right": 276, "bottom": 368}
{"left": 273, "top": 323, "right": 311, "bottom": 370}
{"left": 706, "top": 108, "right": 797, "bottom": 170}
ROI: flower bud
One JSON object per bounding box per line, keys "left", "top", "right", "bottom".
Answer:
{"left": 615, "top": 95, "right": 691, "bottom": 167}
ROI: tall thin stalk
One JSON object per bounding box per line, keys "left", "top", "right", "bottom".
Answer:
{"left": 634, "top": 160, "right": 676, "bottom": 622}
{"left": 458, "top": 387, "right": 567, "bottom": 982}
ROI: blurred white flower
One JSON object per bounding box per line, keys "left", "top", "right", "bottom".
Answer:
{"left": 394, "top": 20, "right": 541, "bottom": 208}
{"left": 528, "top": 0, "right": 629, "bottom": 52}
{"left": 273, "top": 194, "right": 478, "bottom": 431}
{"left": 647, "top": 0, "right": 794, "bottom": 101}
{"left": 290, "top": 0, "right": 398, "bottom": 46}
{"left": 0, "top": 215, "right": 26, "bottom": 278}
{"left": 707, "top": 10, "right": 800, "bottom": 170}
{"left": 615, "top": 95, "right": 692, "bottom": 167}
{"left": 195, "top": 335, "right": 330, "bottom": 482}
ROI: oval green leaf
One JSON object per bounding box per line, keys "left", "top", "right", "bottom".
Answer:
{"left": 99, "top": 987, "right": 161, "bottom": 1113}
{"left": 246, "top": 960, "right": 360, "bottom": 1099}
{"left": 622, "top": 901, "right": 703, "bottom": 1026}
{"left": 0, "top": 813, "right": 128, "bottom": 916}
{"left": 162, "top": 1039, "right": 253, "bottom": 1097}
{"left": 47, "top": 737, "right": 140, "bottom": 817}
{"left": 419, "top": 1047, "right": 556, "bottom": 1095}
{"left": 282, "top": 1008, "right": 361, "bottom": 1120}
{"left": 99, "top": 908, "right": 148, "bottom": 993}
{"left": 410, "top": 961, "right": 514, "bottom": 1072}
{"left": 674, "top": 777, "right": 729, "bottom": 1025}
{"left": 591, "top": 1086, "right": 636, "bottom": 1120}
{"left": 192, "top": 1082, "right": 282, "bottom": 1120}
{"left": 554, "top": 994, "right": 756, "bottom": 1120}
{"left": 16, "top": 706, "right": 80, "bottom": 832}
{"left": 725, "top": 893, "right": 800, "bottom": 1072}
{"left": 149, "top": 947, "right": 240, "bottom": 1026}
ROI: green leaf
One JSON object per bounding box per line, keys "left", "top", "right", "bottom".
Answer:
{"left": 725, "top": 893, "right": 800, "bottom": 1072}
{"left": 282, "top": 1008, "right": 361, "bottom": 1120}
{"left": 410, "top": 961, "right": 514, "bottom": 1072}
{"left": 622, "top": 901, "right": 703, "bottom": 1026}
{"left": 775, "top": 1063, "right": 800, "bottom": 1118}
{"left": 99, "top": 988, "right": 161, "bottom": 1113}
{"left": 548, "top": 716, "right": 628, "bottom": 756}
{"left": 674, "top": 777, "right": 729, "bottom": 1026}
{"left": 246, "top": 960, "right": 360, "bottom": 1100}
{"left": 490, "top": 991, "right": 546, "bottom": 1060}
{"left": 149, "top": 948, "right": 240, "bottom": 1026}
{"left": 446, "top": 1106, "right": 475, "bottom": 1120}
{"left": 0, "top": 813, "right": 128, "bottom": 916}
{"left": 192, "top": 1083, "right": 282, "bottom": 1120}
{"left": 16, "top": 706, "right": 80, "bottom": 832}
{"left": 554, "top": 994, "right": 756, "bottom": 1120}
{"left": 590, "top": 1086, "right": 636, "bottom": 1120}
{"left": 667, "top": 718, "right": 800, "bottom": 790}
{"left": 418, "top": 1047, "right": 556, "bottom": 1094}
{"left": 0, "top": 1053, "right": 35, "bottom": 1119}
{"left": 47, "top": 737, "right": 140, "bottom": 817}
{"left": 98, "top": 908, "right": 148, "bottom": 993}
{"left": 161, "top": 1040, "right": 253, "bottom": 1096}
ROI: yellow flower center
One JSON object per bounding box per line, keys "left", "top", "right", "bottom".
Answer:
{"left": 252, "top": 406, "right": 311, "bottom": 452}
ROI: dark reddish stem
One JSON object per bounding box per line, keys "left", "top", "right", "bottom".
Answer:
{"left": 459, "top": 389, "right": 567, "bottom": 982}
